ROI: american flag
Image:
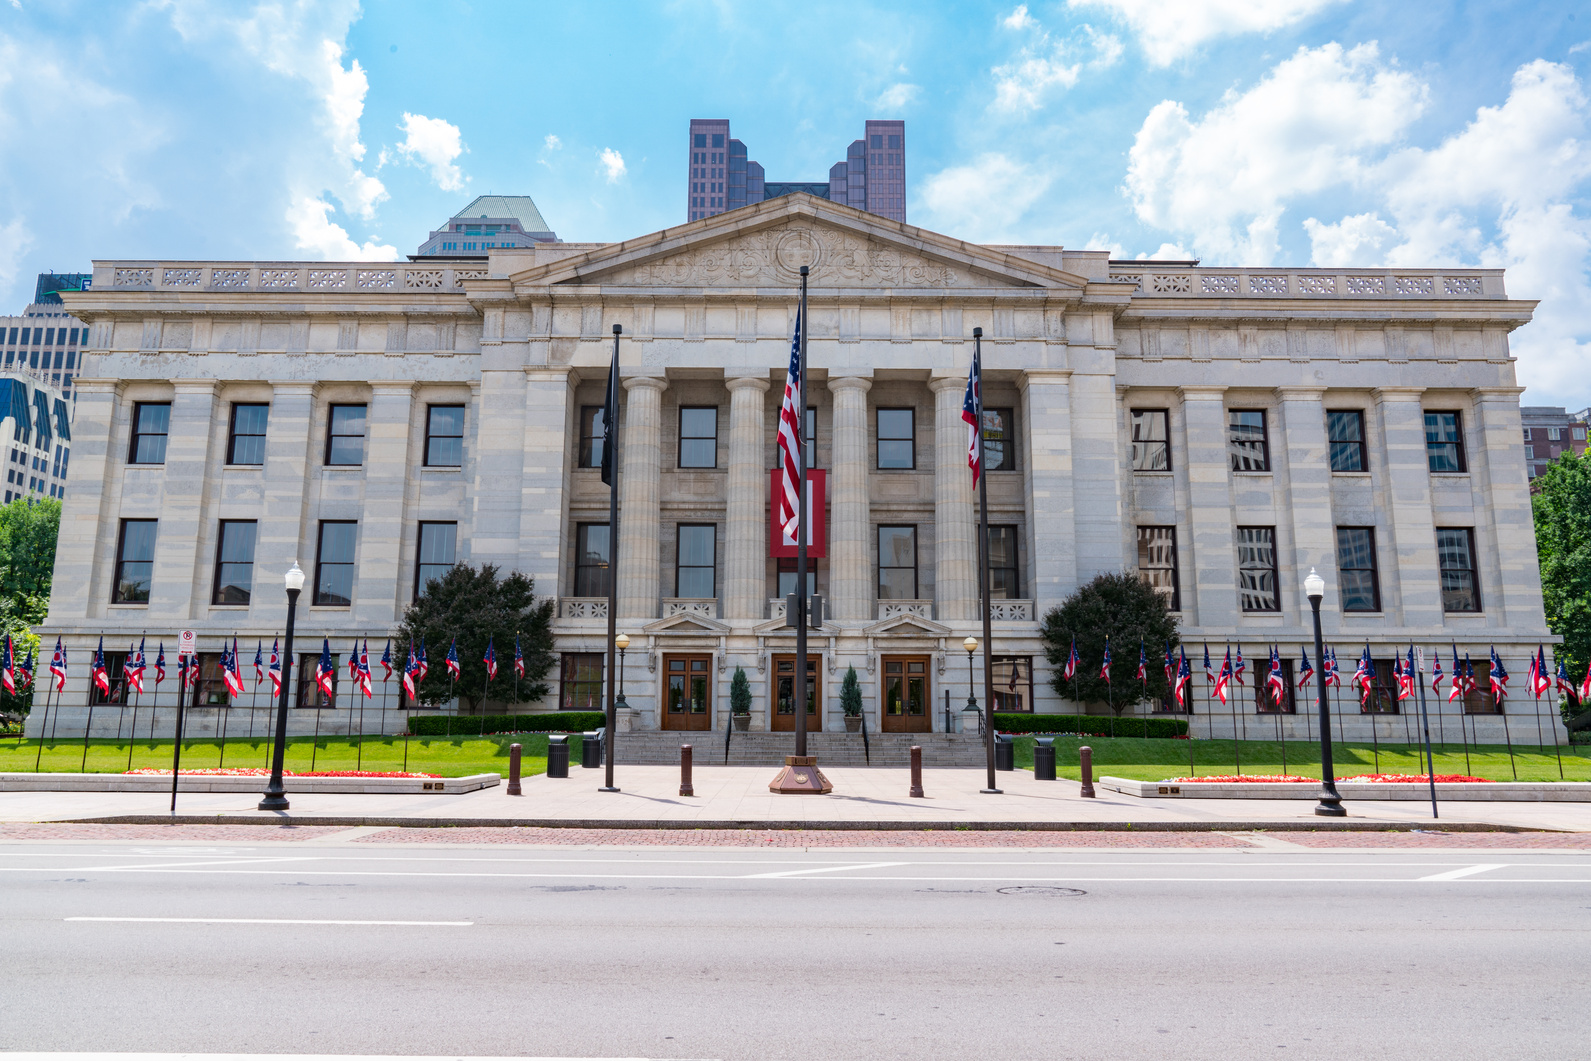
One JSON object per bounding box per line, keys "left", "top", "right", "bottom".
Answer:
{"left": 1, "top": 637, "right": 13, "bottom": 695}
{"left": 403, "top": 641, "right": 420, "bottom": 699}
{"left": 774, "top": 306, "right": 804, "bottom": 542}
{"left": 1529, "top": 645, "right": 1551, "bottom": 698}
{"left": 1296, "top": 645, "right": 1314, "bottom": 688}
{"left": 514, "top": 635, "right": 524, "bottom": 679}
{"left": 315, "top": 638, "right": 335, "bottom": 698}
{"left": 1174, "top": 648, "right": 1192, "bottom": 707}
{"left": 1136, "top": 639, "right": 1147, "bottom": 686}
{"left": 445, "top": 637, "right": 461, "bottom": 681}
{"left": 1489, "top": 647, "right": 1509, "bottom": 700}
{"left": 381, "top": 639, "right": 394, "bottom": 681}
{"left": 961, "top": 341, "right": 983, "bottom": 486}
{"left": 1063, "top": 636, "right": 1078, "bottom": 681}
{"left": 91, "top": 637, "right": 110, "bottom": 696}
{"left": 1203, "top": 644, "right": 1215, "bottom": 685}
{"left": 16, "top": 648, "right": 33, "bottom": 689}
{"left": 224, "top": 638, "right": 246, "bottom": 697}
{"left": 1352, "top": 645, "right": 1373, "bottom": 705}
{"left": 484, "top": 637, "right": 498, "bottom": 682}
{"left": 1581, "top": 658, "right": 1591, "bottom": 702}
{"left": 348, "top": 640, "right": 362, "bottom": 681}
{"left": 1098, "top": 637, "right": 1111, "bottom": 683}
{"left": 1556, "top": 657, "right": 1577, "bottom": 699}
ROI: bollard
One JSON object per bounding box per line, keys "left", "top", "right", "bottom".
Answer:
{"left": 506, "top": 742, "right": 523, "bottom": 796}
{"left": 1033, "top": 739, "right": 1056, "bottom": 782}
{"left": 909, "top": 745, "right": 924, "bottom": 798}
{"left": 1079, "top": 744, "right": 1096, "bottom": 798}
{"left": 546, "top": 735, "right": 569, "bottom": 779}
{"left": 679, "top": 744, "right": 694, "bottom": 797}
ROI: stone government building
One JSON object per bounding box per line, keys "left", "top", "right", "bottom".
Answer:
{"left": 35, "top": 193, "right": 1565, "bottom": 743}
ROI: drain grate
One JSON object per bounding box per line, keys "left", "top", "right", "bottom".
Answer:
{"left": 997, "top": 886, "right": 1087, "bottom": 897}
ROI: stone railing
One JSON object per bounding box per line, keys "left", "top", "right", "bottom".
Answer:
{"left": 988, "top": 599, "right": 1035, "bottom": 621}
{"left": 767, "top": 598, "right": 787, "bottom": 621}
{"left": 878, "top": 600, "right": 933, "bottom": 620}
{"left": 662, "top": 599, "right": 718, "bottom": 620}
{"left": 105, "top": 262, "right": 490, "bottom": 294}
{"left": 558, "top": 598, "right": 609, "bottom": 619}
{"left": 1108, "top": 267, "right": 1501, "bottom": 300}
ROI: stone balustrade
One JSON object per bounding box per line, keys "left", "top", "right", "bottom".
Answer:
{"left": 104, "top": 262, "right": 489, "bottom": 293}
{"left": 1108, "top": 267, "right": 1503, "bottom": 300}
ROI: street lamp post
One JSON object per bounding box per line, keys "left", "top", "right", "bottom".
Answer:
{"left": 1306, "top": 567, "right": 1345, "bottom": 817}
{"left": 259, "top": 561, "right": 305, "bottom": 811}
{"left": 615, "top": 633, "right": 629, "bottom": 701}
{"left": 964, "top": 636, "right": 979, "bottom": 716}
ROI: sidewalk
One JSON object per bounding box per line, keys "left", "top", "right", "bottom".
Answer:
{"left": 2, "top": 765, "right": 1588, "bottom": 831}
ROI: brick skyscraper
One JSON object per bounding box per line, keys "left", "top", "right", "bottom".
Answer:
{"left": 686, "top": 118, "right": 905, "bottom": 224}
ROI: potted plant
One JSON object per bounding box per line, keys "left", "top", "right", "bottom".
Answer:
{"left": 730, "top": 666, "right": 752, "bottom": 731}
{"left": 841, "top": 665, "right": 864, "bottom": 732}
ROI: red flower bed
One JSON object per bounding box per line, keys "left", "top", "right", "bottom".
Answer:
{"left": 125, "top": 768, "right": 441, "bottom": 778}
{"left": 1163, "top": 773, "right": 1494, "bottom": 784}
{"left": 1165, "top": 775, "right": 1316, "bottom": 783}
{"left": 1341, "top": 773, "right": 1493, "bottom": 784}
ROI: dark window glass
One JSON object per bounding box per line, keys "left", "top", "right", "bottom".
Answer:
{"left": 1255, "top": 658, "right": 1296, "bottom": 714}
{"left": 992, "top": 656, "right": 1032, "bottom": 713}
{"left": 425, "top": 404, "right": 465, "bottom": 467}
{"left": 88, "top": 652, "right": 129, "bottom": 706}
{"left": 676, "top": 524, "right": 716, "bottom": 598}
{"left": 326, "top": 404, "right": 367, "bottom": 465}
{"left": 987, "top": 525, "right": 1020, "bottom": 599}
{"left": 415, "top": 522, "right": 457, "bottom": 599}
{"left": 560, "top": 653, "right": 605, "bottom": 709}
{"left": 574, "top": 523, "right": 611, "bottom": 597}
{"left": 877, "top": 408, "right": 914, "bottom": 469}
{"left": 1327, "top": 410, "right": 1366, "bottom": 472}
{"left": 1228, "top": 410, "right": 1270, "bottom": 471}
{"left": 1425, "top": 411, "right": 1466, "bottom": 472}
{"left": 1237, "top": 526, "right": 1279, "bottom": 612}
{"left": 1137, "top": 526, "right": 1180, "bottom": 611}
{"left": 983, "top": 408, "right": 1015, "bottom": 471}
{"left": 877, "top": 525, "right": 918, "bottom": 599}
{"left": 678, "top": 406, "right": 717, "bottom": 468}
{"left": 1131, "top": 409, "right": 1170, "bottom": 471}
{"left": 314, "top": 521, "right": 357, "bottom": 606}
{"left": 579, "top": 405, "right": 605, "bottom": 469}
{"left": 804, "top": 406, "right": 816, "bottom": 470}
{"left": 1335, "top": 527, "right": 1380, "bottom": 612}
{"left": 129, "top": 402, "right": 170, "bottom": 464}
{"left": 227, "top": 403, "right": 268, "bottom": 465}
{"left": 777, "top": 557, "right": 818, "bottom": 599}
{"left": 213, "top": 520, "right": 257, "bottom": 604}
{"left": 190, "top": 653, "right": 237, "bottom": 708}
{"left": 113, "top": 519, "right": 157, "bottom": 603}
{"left": 1436, "top": 528, "right": 1481, "bottom": 612}
{"left": 296, "top": 651, "right": 339, "bottom": 708}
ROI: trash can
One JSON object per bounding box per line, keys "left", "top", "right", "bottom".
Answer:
{"left": 546, "top": 735, "right": 569, "bottom": 778}
{"left": 994, "top": 732, "right": 1015, "bottom": 772}
{"left": 581, "top": 730, "right": 603, "bottom": 769}
{"left": 1033, "top": 737, "right": 1056, "bottom": 781}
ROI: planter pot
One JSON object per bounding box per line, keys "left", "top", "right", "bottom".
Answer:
{"left": 732, "top": 714, "right": 751, "bottom": 731}
{"left": 844, "top": 715, "right": 862, "bottom": 733}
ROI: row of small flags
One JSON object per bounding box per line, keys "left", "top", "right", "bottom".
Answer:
{"left": 20, "top": 633, "right": 530, "bottom": 703}
{"left": 1058, "top": 636, "right": 1585, "bottom": 707}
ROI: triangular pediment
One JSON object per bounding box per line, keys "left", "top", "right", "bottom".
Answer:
{"left": 508, "top": 194, "right": 1088, "bottom": 292}
{"left": 863, "top": 613, "right": 952, "bottom": 639}
{"left": 643, "top": 612, "right": 731, "bottom": 636}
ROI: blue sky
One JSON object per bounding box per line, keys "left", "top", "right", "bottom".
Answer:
{"left": 1, "top": 0, "right": 1588, "bottom": 404}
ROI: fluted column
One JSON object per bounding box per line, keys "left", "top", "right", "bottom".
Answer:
{"left": 930, "top": 376, "right": 977, "bottom": 621}
{"left": 1372, "top": 386, "right": 1437, "bottom": 629}
{"left": 827, "top": 376, "right": 872, "bottom": 621}
{"left": 1276, "top": 387, "right": 1332, "bottom": 630}
{"left": 1178, "top": 385, "right": 1238, "bottom": 629}
{"left": 724, "top": 376, "right": 770, "bottom": 620}
{"left": 617, "top": 375, "right": 667, "bottom": 620}
{"left": 148, "top": 380, "right": 220, "bottom": 621}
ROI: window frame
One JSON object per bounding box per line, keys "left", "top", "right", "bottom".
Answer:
{"left": 1326, "top": 409, "right": 1367, "bottom": 473}
{"left": 113, "top": 518, "right": 158, "bottom": 604}
{"left": 559, "top": 652, "right": 605, "bottom": 710}
{"left": 1424, "top": 410, "right": 1468, "bottom": 473}
{"left": 677, "top": 405, "right": 719, "bottom": 469}
{"left": 578, "top": 405, "right": 606, "bottom": 469}
{"left": 414, "top": 521, "right": 458, "bottom": 601}
{"left": 88, "top": 651, "right": 129, "bottom": 706}
{"left": 675, "top": 523, "right": 717, "bottom": 599}
{"left": 212, "top": 519, "right": 257, "bottom": 606}
{"left": 1334, "top": 526, "right": 1381, "bottom": 613}
{"left": 1228, "top": 409, "right": 1271, "bottom": 472}
{"left": 1436, "top": 527, "right": 1482, "bottom": 613}
{"left": 295, "top": 651, "right": 338, "bottom": 709}
{"left": 1136, "top": 525, "right": 1180, "bottom": 612}
{"left": 1130, "top": 408, "right": 1171, "bottom": 472}
{"left": 1236, "top": 525, "right": 1281, "bottom": 613}
{"left": 876, "top": 408, "right": 916, "bottom": 470}
{"left": 325, "top": 403, "right": 368, "bottom": 466}
{"left": 982, "top": 407, "right": 1016, "bottom": 473}
{"left": 986, "top": 524, "right": 1021, "bottom": 600}
{"left": 777, "top": 557, "right": 818, "bottom": 599}
{"left": 991, "top": 655, "right": 1033, "bottom": 713}
{"left": 876, "top": 524, "right": 919, "bottom": 600}
{"left": 128, "top": 402, "right": 170, "bottom": 465}
{"left": 423, "top": 403, "right": 466, "bottom": 468}
{"left": 574, "top": 522, "right": 611, "bottom": 598}
{"left": 313, "top": 520, "right": 358, "bottom": 607}
{"left": 226, "top": 402, "right": 269, "bottom": 466}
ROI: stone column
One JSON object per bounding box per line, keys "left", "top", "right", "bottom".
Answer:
{"left": 520, "top": 367, "right": 574, "bottom": 593}
{"left": 1178, "top": 386, "right": 1237, "bottom": 629}
{"left": 355, "top": 382, "right": 414, "bottom": 624}
{"left": 1372, "top": 387, "right": 1438, "bottom": 629}
{"left": 1021, "top": 370, "right": 1076, "bottom": 609}
{"left": 48, "top": 379, "right": 119, "bottom": 623}
{"left": 617, "top": 375, "right": 667, "bottom": 621}
{"left": 1070, "top": 364, "right": 1125, "bottom": 582}
{"left": 1276, "top": 387, "right": 1333, "bottom": 627}
{"left": 147, "top": 380, "right": 219, "bottom": 621}
{"left": 1471, "top": 386, "right": 1540, "bottom": 628}
{"left": 826, "top": 376, "right": 872, "bottom": 622}
{"left": 930, "top": 376, "right": 976, "bottom": 622}
{"left": 724, "top": 376, "right": 770, "bottom": 620}
{"left": 253, "top": 381, "right": 317, "bottom": 629}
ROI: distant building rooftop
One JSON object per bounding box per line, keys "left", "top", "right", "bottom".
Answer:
{"left": 414, "top": 195, "right": 558, "bottom": 257}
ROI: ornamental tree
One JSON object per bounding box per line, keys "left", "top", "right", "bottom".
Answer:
{"left": 1040, "top": 572, "right": 1180, "bottom": 714}
{"left": 730, "top": 666, "right": 752, "bottom": 715}
{"left": 1532, "top": 450, "right": 1591, "bottom": 722}
{"left": 840, "top": 665, "right": 863, "bottom": 716}
{"left": 395, "top": 562, "right": 554, "bottom": 712}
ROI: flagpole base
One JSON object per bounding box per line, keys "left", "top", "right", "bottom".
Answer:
{"left": 770, "top": 755, "right": 831, "bottom": 794}
{"left": 980, "top": 788, "right": 1003, "bottom": 795}
{"left": 598, "top": 786, "right": 620, "bottom": 793}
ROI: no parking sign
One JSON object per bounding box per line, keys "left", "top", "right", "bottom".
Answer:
{"left": 178, "top": 629, "right": 196, "bottom": 658}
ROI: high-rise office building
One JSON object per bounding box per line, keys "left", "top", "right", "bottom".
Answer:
{"left": 686, "top": 119, "right": 905, "bottom": 224}
{"left": 414, "top": 195, "right": 559, "bottom": 257}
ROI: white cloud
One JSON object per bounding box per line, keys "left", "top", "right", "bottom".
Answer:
{"left": 1303, "top": 212, "right": 1398, "bottom": 266}
{"left": 285, "top": 197, "right": 398, "bottom": 261}
{"left": 875, "top": 82, "right": 921, "bottom": 110}
{"left": 397, "top": 112, "right": 466, "bottom": 191}
{"left": 1069, "top": 0, "right": 1345, "bottom": 66}
{"left": 1137, "top": 242, "right": 1194, "bottom": 261}
{"left": 1002, "top": 5, "right": 1037, "bottom": 31}
{"left": 544, "top": 134, "right": 562, "bottom": 151}
{"left": 0, "top": 217, "right": 34, "bottom": 291}
{"left": 918, "top": 153, "right": 1053, "bottom": 242}
{"left": 1085, "top": 232, "right": 1123, "bottom": 257}
{"left": 991, "top": 20, "right": 1121, "bottom": 113}
{"left": 599, "top": 147, "right": 627, "bottom": 183}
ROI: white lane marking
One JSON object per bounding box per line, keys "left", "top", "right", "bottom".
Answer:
{"left": 64, "top": 917, "right": 472, "bottom": 926}
{"left": 0, "top": 1054, "right": 677, "bottom": 1061}
{"left": 1419, "top": 863, "right": 1508, "bottom": 881}
{"left": 741, "top": 861, "right": 907, "bottom": 878}
{"left": 71, "top": 857, "right": 318, "bottom": 872}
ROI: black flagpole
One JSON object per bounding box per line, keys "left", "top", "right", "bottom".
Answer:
{"left": 974, "top": 327, "right": 999, "bottom": 794}
{"left": 795, "top": 266, "right": 810, "bottom": 760}
{"left": 601, "top": 324, "right": 622, "bottom": 793}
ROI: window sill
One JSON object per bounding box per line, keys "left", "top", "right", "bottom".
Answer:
{"left": 419, "top": 465, "right": 462, "bottom": 473}
{"left": 1331, "top": 471, "right": 1372, "bottom": 478}
{"left": 1442, "top": 611, "right": 1487, "bottom": 618}
{"left": 222, "top": 464, "right": 263, "bottom": 472}
{"left": 1133, "top": 470, "right": 1174, "bottom": 476}
{"left": 322, "top": 464, "right": 364, "bottom": 472}
{"left": 1232, "top": 471, "right": 1274, "bottom": 476}
{"left": 1340, "top": 611, "right": 1383, "bottom": 617}
{"left": 209, "top": 604, "right": 250, "bottom": 610}
{"left": 308, "top": 604, "right": 352, "bottom": 611}
{"left": 1429, "top": 471, "right": 1471, "bottom": 477}
{"left": 108, "top": 602, "right": 149, "bottom": 608}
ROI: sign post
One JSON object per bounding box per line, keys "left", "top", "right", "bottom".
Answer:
{"left": 171, "top": 630, "right": 195, "bottom": 812}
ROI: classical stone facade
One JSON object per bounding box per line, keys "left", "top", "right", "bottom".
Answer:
{"left": 35, "top": 194, "right": 1565, "bottom": 743}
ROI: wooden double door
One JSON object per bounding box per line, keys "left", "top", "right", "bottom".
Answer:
{"left": 772, "top": 654, "right": 821, "bottom": 731}
{"left": 882, "top": 655, "right": 931, "bottom": 733}
{"left": 662, "top": 653, "right": 712, "bottom": 731}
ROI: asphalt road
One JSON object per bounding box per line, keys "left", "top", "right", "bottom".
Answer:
{"left": 2, "top": 839, "right": 1588, "bottom": 1061}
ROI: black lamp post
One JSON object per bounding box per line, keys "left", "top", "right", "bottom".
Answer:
{"left": 259, "top": 561, "right": 304, "bottom": 811}
{"left": 1306, "top": 567, "right": 1345, "bottom": 817}
{"left": 963, "top": 636, "right": 979, "bottom": 715}
{"left": 615, "top": 633, "right": 629, "bottom": 704}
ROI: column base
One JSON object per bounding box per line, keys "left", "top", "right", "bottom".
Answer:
{"left": 769, "top": 755, "right": 832, "bottom": 795}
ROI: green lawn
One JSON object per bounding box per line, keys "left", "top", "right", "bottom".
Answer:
{"left": 1010, "top": 735, "right": 1591, "bottom": 783}
{"left": 0, "top": 733, "right": 570, "bottom": 777}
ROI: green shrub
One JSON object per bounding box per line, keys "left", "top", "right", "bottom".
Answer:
{"left": 840, "top": 665, "right": 863, "bottom": 716}
{"left": 730, "top": 667, "right": 752, "bottom": 715}
{"left": 993, "top": 712, "right": 1188, "bottom": 738}
{"left": 408, "top": 711, "right": 606, "bottom": 736}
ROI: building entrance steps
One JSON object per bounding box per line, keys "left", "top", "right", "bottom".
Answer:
{"left": 612, "top": 730, "right": 988, "bottom": 768}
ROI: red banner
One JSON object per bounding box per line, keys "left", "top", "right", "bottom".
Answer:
{"left": 769, "top": 468, "right": 826, "bottom": 558}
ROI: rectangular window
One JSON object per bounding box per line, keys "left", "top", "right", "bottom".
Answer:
{"left": 980, "top": 407, "right": 1015, "bottom": 472}
{"left": 1131, "top": 409, "right": 1170, "bottom": 471}
{"left": 424, "top": 404, "right": 465, "bottom": 467}
{"left": 88, "top": 651, "right": 129, "bottom": 706}
{"left": 877, "top": 408, "right": 915, "bottom": 469}
{"left": 1255, "top": 658, "right": 1296, "bottom": 714}
{"left": 314, "top": 521, "right": 357, "bottom": 606}
{"left": 1575, "top": 427, "right": 1587, "bottom": 441}
{"left": 992, "top": 656, "right": 1032, "bottom": 713}
{"left": 1236, "top": 526, "right": 1280, "bottom": 612}
{"left": 579, "top": 405, "right": 606, "bottom": 469}
{"left": 1327, "top": 409, "right": 1367, "bottom": 472}
{"left": 326, "top": 404, "right": 367, "bottom": 465}
{"left": 1548, "top": 427, "right": 1561, "bottom": 441}
{"left": 574, "top": 523, "right": 611, "bottom": 597}
{"left": 1137, "top": 526, "right": 1180, "bottom": 611}
{"left": 1228, "top": 410, "right": 1270, "bottom": 471}
{"left": 777, "top": 557, "right": 818, "bottom": 599}
{"left": 877, "top": 525, "right": 918, "bottom": 600}
{"left": 415, "top": 522, "right": 457, "bottom": 599}
{"left": 987, "top": 525, "right": 1020, "bottom": 599}
{"left": 804, "top": 406, "right": 816, "bottom": 470}
{"left": 212, "top": 520, "right": 257, "bottom": 605}
{"left": 129, "top": 402, "right": 170, "bottom": 464}
{"left": 1335, "top": 527, "right": 1380, "bottom": 612}
{"left": 678, "top": 406, "right": 718, "bottom": 468}
{"left": 1424, "top": 411, "right": 1466, "bottom": 472}
{"left": 1522, "top": 427, "right": 1533, "bottom": 441}
{"left": 113, "top": 519, "right": 157, "bottom": 603}
{"left": 226, "top": 403, "right": 269, "bottom": 465}
{"left": 1436, "top": 528, "right": 1481, "bottom": 612}
{"left": 676, "top": 524, "right": 716, "bottom": 598}
{"left": 296, "top": 651, "right": 338, "bottom": 709}
{"left": 559, "top": 653, "right": 605, "bottom": 709}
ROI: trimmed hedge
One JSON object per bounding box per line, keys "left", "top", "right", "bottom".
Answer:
{"left": 408, "top": 711, "right": 607, "bottom": 736}
{"left": 994, "top": 713, "right": 1188, "bottom": 738}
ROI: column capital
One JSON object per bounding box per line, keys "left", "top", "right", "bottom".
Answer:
{"left": 727, "top": 375, "right": 770, "bottom": 393}
{"left": 69, "top": 378, "right": 121, "bottom": 396}
{"left": 523, "top": 367, "right": 573, "bottom": 384}
{"left": 1371, "top": 386, "right": 1426, "bottom": 403}
{"left": 267, "top": 380, "right": 318, "bottom": 396}
{"left": 171, "top": 379, "right": 220, "bottom": 397}
{"left": 827, "top": 375, "right": 872, "bottom": 395}
{"left": 1018, "top": 369, "right": 1071, "bottom": 393}
{"left": 623, "top": 374, "right": 669, "bottom": 394}
{"left": 1176, "top": 384, "right": 1228, "bottom": 401}
{"left": 1471, "top": 385, "right": 1527, "bottom": 401}
{"left": 1273, "top": 386, "right": 1327, "bottom": 402}
{"left": 927, "top": 376, "right": 963, "bottom": 394}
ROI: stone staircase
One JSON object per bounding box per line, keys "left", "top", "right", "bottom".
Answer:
{"left": 610, "top": 730, "right": 988, "bottom": 768}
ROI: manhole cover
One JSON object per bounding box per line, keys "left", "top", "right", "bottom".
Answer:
{"left": 996, "top": 886, "right": 1087, "bottom": 897}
